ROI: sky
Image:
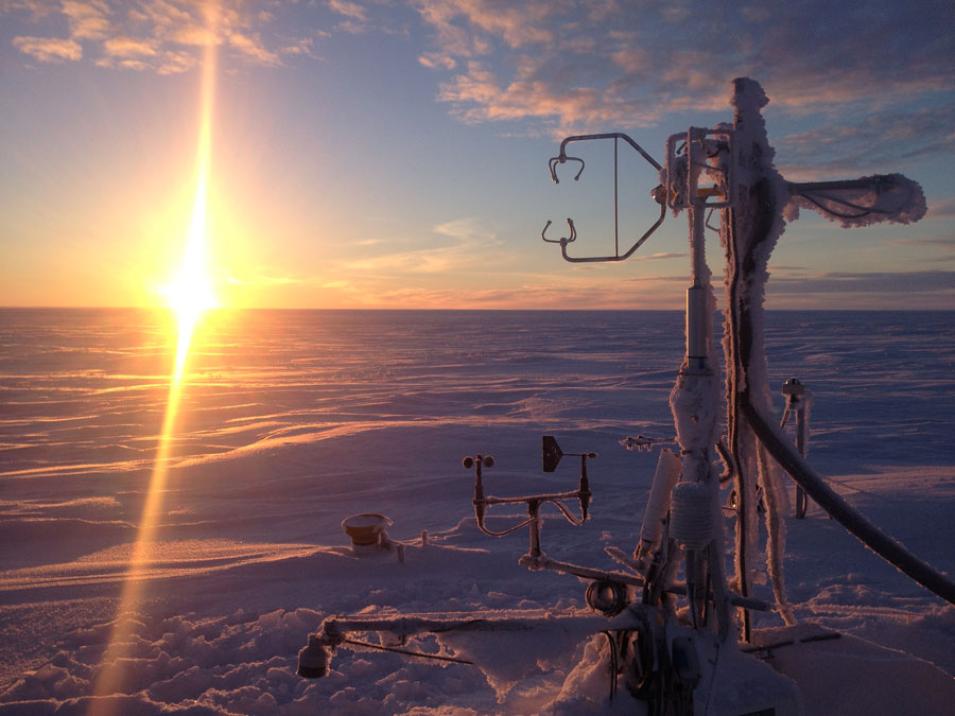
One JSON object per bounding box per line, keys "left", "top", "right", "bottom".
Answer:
{"left": 1, "top": 0, "right": 953, "bottom": 310}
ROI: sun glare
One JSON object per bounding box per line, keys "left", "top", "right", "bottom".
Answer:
{"left": 89, "top": 4, "right": 221, "bottom": 712}
{"left": 161, "top": 174, "right": 219, "bottom": 345}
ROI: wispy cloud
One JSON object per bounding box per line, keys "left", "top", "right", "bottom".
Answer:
{"left": 636, "top": 252, "right": 687, "bottom": 262}
{"left": 5, "top": 0, "right": 321, "bottom": 73}
{"left": 343, "top": 217, "right": 501, "bottom": 275}
{"left": 102, "top": 36, "right": 156, "bottom": 58}
{"left": 929, "top": 198, "right": 955, "bottom": 218}
{"left": 772, "top": 270, "right": 955, "bottom": 295}
{"left": 366, "top": 272, "right": 690, "bottom": 309}
{"left": 62, "top": 0, "right": 110, "bottom": 41}
{"left": 889, "top": 235, "right": 955, "bottom": 257}
{"left": 777, "top": 105, "right": 955, "bottom": 179}
{"left": 12, "top": 35, "right": 82, "bottom": 62}
{"left": 227, "top": 30, "right": 279, "bottom": 66}
{"left": 328, "top": 0, "right": 367, "bottom": 23}
{"left": 413, "top": 0, "right": 955, "bottom": 150}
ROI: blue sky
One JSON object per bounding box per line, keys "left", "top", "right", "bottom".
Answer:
{"left": 1, "top": 0, "right": 953, "bottom": 309}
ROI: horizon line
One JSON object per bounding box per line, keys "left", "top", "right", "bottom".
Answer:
{"left": 2, "top": 306, "right": 954, "bottom": 313}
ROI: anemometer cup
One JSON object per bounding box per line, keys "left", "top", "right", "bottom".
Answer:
{"left": 463, "top": 455, "right": 494, "bottom": 470}
{"left": 541, "top": 219, "right": 576, "bottom": 245}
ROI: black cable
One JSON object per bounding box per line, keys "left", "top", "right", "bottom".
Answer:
{"left": 797, "top": 185, "right": 912, "bottom": 221}
{"left": 743, "top": 401, "right": 955, "bottom": 606}
{"left": 603, "top": 631, "right": 617, "bottom": 702}
{"left": 799, "top": 191, "right": 873, "bottom": 219}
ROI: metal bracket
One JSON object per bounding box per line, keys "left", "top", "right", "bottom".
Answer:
{"left": 542, "top": 132, "right": 666, "bottom": 263}
{"left": 664, "top": 127, "right": 735, "bottom": 211}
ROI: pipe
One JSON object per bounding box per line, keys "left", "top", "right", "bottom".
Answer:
{"left": 742, "top": 401, "right": 955, "bottom": 605}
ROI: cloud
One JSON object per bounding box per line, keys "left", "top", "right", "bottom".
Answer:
{"left": 280, "top": 36, "right": 321, "bottom": 58}
{"left": 418, "top": 51, "right": 455, "bottom": 70}
{"left": 636, "top": 252, "right": 687, "bottom": 262}
{"left": 342, "top": 217, "right": 501, "bottom": 275}
{"left": 62, "top": 0, "right": 110, "bottom": 41}
{"left": 12, "top": 35, "right": 82, "bottom": 62}
{"left": 777, "top": 104, "right": 955, "bottom": 178}
{"left": 227, "top": 30, "right": 280, "bottom": 66}
{"left": 771, "top": 270, "right": 955, "bottom": 295}
{"left": 365, "top": 279, "right": 682, "bottom": 309}
{"left": 764, "top": 269, "right": 955, "bottom": 308}
{"left": 5, "top": 0, "right": 320, "bottom": 73}
{"left": 328, "top": 0, "right": 367, "bottom": 23}
{"left": 432, "top": 216, "right": 495, "bottom": 243}
{"left": 413, "top": 0, "right": 955, "bottom": 144}
{"left": 416, "top": 0, "right": 555, "bottom": 49}
{"left": 929, "top": 198, "right": 955, "bottom": 218}
{"left": 227, "top": 273, "right": 307, "bottom": 287}
{"left": 890, "top": 235, "right": 955, "bottom": 253}
{"left": 102, "top": 36, "right": 156, "bottom": 58}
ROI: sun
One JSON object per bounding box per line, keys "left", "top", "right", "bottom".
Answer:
{"left": 161, "top": 184, "right": 219, "bottom": 334}
{"left": 159, "top": 173, "right": 219, "bottom": 375}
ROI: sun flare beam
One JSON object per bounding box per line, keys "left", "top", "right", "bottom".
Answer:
{"left": 89, "top": 6, "right": 220, "bottom": 712}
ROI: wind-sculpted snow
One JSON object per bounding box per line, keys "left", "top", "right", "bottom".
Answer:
{"left": 0, "top": 309, "right": 953, "bottom": 713}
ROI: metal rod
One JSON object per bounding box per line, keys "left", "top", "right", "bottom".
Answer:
{"left": 522, "top": 555, "right": 769, "bottom": 611}
{"left": 614, "top": 136, "right": 619, "bottom": 257}
{"left": 558, "top": 132, "right": 661, "bottom": 171}
{"left": 558, "top": 203, "right": 665, "bottom": 263}
{"left": 795, "top": 402, "right": 808, "bottom": 519}
{"left": 341, "top": 638, "right": 474, "bottom": 665}
{"left": 321, "top": 611, "right": 645, "bottom": 640}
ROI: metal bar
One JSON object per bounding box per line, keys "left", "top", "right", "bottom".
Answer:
{"left": 523, "top": 554, "right": 769, "bottom": 611}
{"left": 787, "top": 178, "right": 889, "bottom": 193}
{"left": 322, "top": 611, "right": 641, "bottom": 639}
{"left": 558, "top": 132, "right": 661, "bottom": 170}
{"left": 483, "top": 489, "right": 582, "bottom": 505}
{"left": 614, "top": 136, "right": 619, "bottom": 257}
{"left": 341, "top": 638, "right": 474, "bottom": 665}
{"left": 795, "top": 403, "right": 808, "bottom": 518}
{"left": 559, "top": 202, "right": 665, "bottom": 263}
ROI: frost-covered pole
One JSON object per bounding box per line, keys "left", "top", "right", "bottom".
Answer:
{"left": 667, "top": 128, "right": 730, "bottom": 637}
{"left": 721, "top": 79, "right": 796, "bottom": 639}
{"left": 720, "top": 77, "right": 952, "bottom": 629}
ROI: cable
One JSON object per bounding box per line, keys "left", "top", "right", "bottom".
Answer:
{"left": 548, "top": 498, "right": 586, "bottom": 526}
{"left": 603, "top": 631, "right": 618, "bottom": 702}
{"left": 796, "top": 186, "right": 910, "bottom": 221}
{"left": 743, "top": 400, "right": 955, "bottom": 606}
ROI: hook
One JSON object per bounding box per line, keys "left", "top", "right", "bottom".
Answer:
{"left": 542, "top": 218, "right": 576, "bottom": 244}
{"left": 548, "top": 155, "right": 585, "bottom": 184}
